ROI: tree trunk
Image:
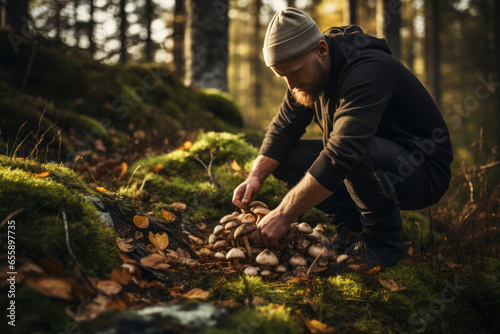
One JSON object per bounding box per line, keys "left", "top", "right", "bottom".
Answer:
{"left": 54, "top": 0, "right": 62, "bottom": 42}
{"left": 495, "top": 0, "right": 500, "bottom": 151}
{"left": 88, "top": 0, "right": 96, "bottom": 57}
{"left": 425, "top": 0, "right": 440, "bottom": 105}
{"left": 119, "top": 0, "right": 127, "bottom": 64}
{"left": 173, "top": 0, "right": 185, "bottom": 80}
{"left": 144, "top": 0, "right": 153, "bottom": 62}
{"left": 184, "top": 0, "right": 229, "bottom": 91}
{"left": 404, "top": 0, "right": 414, "bottom": 71}
{"left": 349, "top": 0, "right": 357, "bottom": 24}
{"left": 250, "top": 0, "right": 262, "bottom": 110}
{"left": 74, "top": 0, "right": 80, "bottom": 47}
{"left": 377, "top": 0, "right": 401, "bottom": 60}
{"left": 4, "top": 0, "right": 28, "bottom": 32}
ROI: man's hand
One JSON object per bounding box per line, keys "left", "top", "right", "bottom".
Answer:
{"left": 232, "top": 176, "right": 261, "bottom": 210}
{"left": 256, "top": 209, "right": 292, "bottom": 249}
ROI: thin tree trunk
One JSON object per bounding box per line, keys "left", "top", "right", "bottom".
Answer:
{"left": 144, "top": 0, "right": 153, "bottom": 62}
{"left": 173, "top": 0, "right": 185, "bottom": 80}
{"left": 425, "top": 0, "right": 440, "bottom": 106}
{"left": 5, "top": 0, "right": 28, "bottom": 32}
{"left": 74, "top": 0, "right": 80, "bottom": 47}
{"left": 495, "top": 0, "right": 500, "bottom": 151}
{"left": 250, "top": 0, "right": 262, "bottom": 110}
{"left": 119, "top": 0, "right": 127, "bottom": 64}
{"left": 88, "top": 0, "right": 95, "bottom": 57}
{"left": 349, "top": 0, "right": 357, "bottom": 24}
{"left": 184, "top": 0, "right": 229, "bottom": 91}
{"left": 377, "top": 0, "right": 401, "bottom": 59}
{"left": 405, "top": 0, "right": 414, "bottom": 71}
{"left": 54, "top": 0, "right": 62, "bottom": 42}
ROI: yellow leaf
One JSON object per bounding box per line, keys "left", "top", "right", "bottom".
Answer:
{"left": 366, "top": 266, "right": 382, "bottom": 274}
{"left": 161, "top": 209, "right": 176, "bottom": 222}
{"left": 35, "top": 171, "right": 49, "bottom": 178}
{"left": 182, "top": 288, "right": 210, "bottom": 301}
{"left": 148, "top": 231, "right": 169, "bottom": 250}
{"left": 230, "top": 160, "right": 241, "bottom": 171}
{"left": 96, "top": 186, "right": 107, "bottom": 193}
{"left": 152, "top": 164, "right": 164, "bottom": 173}
{"left": 133, "top": 215, "right": 149, "bottom": 229}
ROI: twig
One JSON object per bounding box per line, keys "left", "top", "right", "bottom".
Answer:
{"left": 28, "top": 121, "right": 57, "bottom": 159}
{"left": 11, "top": 130, "right": 32, "bottom": 158}
{"left": 467, "top": 161, "right": 500, "bottom": 172}
{"left": 0, "top": 208, "right": 24, "bottom": 230}
{"left": 193, "top": 148, "right": 218, "bottom": 189}
{"left": 33, "top": 108, "right": 46, "bottom": 141}
{"left": 306, "top": 254, "right": 321, "bottom": 277}
{"left": 62, "top": 211, "right": 98, "bottom": 293}
{"left": 44, "top": 130, "right": 59, "bottom": 162}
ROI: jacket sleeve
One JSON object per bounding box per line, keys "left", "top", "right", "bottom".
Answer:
{"left": 308, "top": 58, "right": 395, "bottom": 192}
{"left": 258, "top": 88, "right": 314, "bottom": 162}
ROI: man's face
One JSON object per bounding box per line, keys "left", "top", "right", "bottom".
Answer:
{"left": 271, "top": 41, "right": 330, "bottom": 107}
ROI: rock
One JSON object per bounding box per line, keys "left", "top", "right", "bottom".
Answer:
{"left": 85, "top": 196, "right": 115, "bottom": 227}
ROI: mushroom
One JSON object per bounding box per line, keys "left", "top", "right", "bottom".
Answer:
{"left": 244, "top": 266, "right": 259, "bottom": 276}
{"left": 255, "top": 249, "right": 279, "bottom": 270}
{"left": 273, "top": 264, "right": 288, "bottom": 273}
{"left": 213, "top": 240, "right": 228, "bottom": 252}
{"left": 304, "top": 229, "right": 321, "bottom": 242}
{"left": 208, "top": 234, "right": 218, "bottom": 245}
{"left": 234, "top": 222, "right": 257, "bottom": 261}
{"left": 220, "top": 214, "right": 238, "bottom": 226}
{"left": 297, "top": 222, "right": 313, "bottom": 242}
{"left": 336, "top": 254, "right": 349, "bottom": 264}
{"left": 226, "top": 248, "right": 245, "bottom": 267}
{"left": 318, "top": 258, "right": 329, "bottom": 267}
{"left": 260, "top": 269, "right": 272, "bottom": 277}
{"left": 213, "top": 225, "right": 224, "bottom": 236}
{"left": 308, "top": 244, "right": 328, "bottom": 258}
{"left": 289, "top": 254, "right": 307, "bottom": 268}
{"left": 252, "top": 206, "right": 271, "bottom": 224}
{"left": 296, "top": 240, "right": 311, "bottom": 254}
{"left": 249, "top": 201, "right": 269, "bottom": 209}
{"left": 196, "top": 248, "right": 212, "bottom": 257}
{"left": 214, "top": 251, "right": 227, "bottom": 261}
{"left": 225, "top": 220, "right": 241, "bottom": 247}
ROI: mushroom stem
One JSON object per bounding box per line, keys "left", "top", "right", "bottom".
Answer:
{"left": 243, "top": 236, "right": 253, "bottom": 261}
{"left": 234, "top": 259, "right": 240, "bottom": 267}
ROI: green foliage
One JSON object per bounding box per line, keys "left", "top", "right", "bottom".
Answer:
{"left": 0, "top": 156, "right": 119, "bottom": 277}
{"left": 200, "top": 89, "right": 244, "bottom": 127}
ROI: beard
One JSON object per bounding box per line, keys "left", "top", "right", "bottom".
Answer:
{"left": 291, "top": 87, "right": 319, "bottom": 108}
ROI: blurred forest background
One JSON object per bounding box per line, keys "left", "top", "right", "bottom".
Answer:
{"left": 1, "top": 0, "right": 499, "bottom": 175}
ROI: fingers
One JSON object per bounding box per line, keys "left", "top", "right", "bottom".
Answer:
{"left": 232, "top": 185, "right": 248, "bottom": 210}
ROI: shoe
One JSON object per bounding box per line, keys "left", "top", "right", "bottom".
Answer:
{"left": 354, "top": 229, "right": 406, "bottom": 270}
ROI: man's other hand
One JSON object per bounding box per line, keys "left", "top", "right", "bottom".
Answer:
{"left": 232, "top": 176, "right": 261, "bottom": 210}
{"left": 256, "top": 209, "right": 292, "bottom": 249}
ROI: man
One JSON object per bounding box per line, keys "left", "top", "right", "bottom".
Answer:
{"left": 232, "top": 8, "right": 453, "bottom": 270}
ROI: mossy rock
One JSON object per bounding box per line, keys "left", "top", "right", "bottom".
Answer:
{"left": 199, "top": 89, "right": 244, "bottom": 127}
{"left": 0, "top": 155, "right": 119, "bottom": 277}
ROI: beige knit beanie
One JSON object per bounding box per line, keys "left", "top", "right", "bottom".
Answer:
{"left": 263, "top": 8, "right": 325, "bottom": 67}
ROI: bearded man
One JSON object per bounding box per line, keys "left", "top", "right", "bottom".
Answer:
{"left": 232, "top": 8, "right": 453, "bottom": 270}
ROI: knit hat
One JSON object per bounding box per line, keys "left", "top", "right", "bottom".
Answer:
{"left": 263, "top": 8, "right": 325, "bottom": 67}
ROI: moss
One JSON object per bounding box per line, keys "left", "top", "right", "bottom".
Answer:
{"left": 401, "top": 210, "right": 441, "bottom": 248}
{"left": 200, "top": 89, "right": 244, "bottom": 127}
{"left": 0, "top": 156, "right": 119, "bottom": 277}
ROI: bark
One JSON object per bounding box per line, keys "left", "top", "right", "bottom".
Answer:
{"left": 4, "top": 0, "right": 29, "bottom": 32}
{"left": 404, "top": 0, "right": 414, "bottom": 71}
{"left": 173, "top": 0, "right": 185, "bottom": 80}
{"left": 250, "top": 0, "right": 262, "bottom": 108}
{"left": 425, "top": 0, "right": 440, "bottom": 105}
{"left": 377, "top": 0, "right": 401, "bottom": 60}
{"left": 88, "top": 0, "right": 96, "bottom": 57}
{"left": 144, "top": 0, "right": 153, "bottom": 62}
{"left": 74, "top": 0, "right": 80, "bottom": 46}
{"left": 184, "top": 0, "right": 229, "bottom": 91}
{"left": 495, "top": 0, "right": 500, "bottom": 150}
{"left": 349, "top": 0, "right": 357, "bottom": 24}
{"left": 119, "top": 0, "right": 127, "bottom": 64}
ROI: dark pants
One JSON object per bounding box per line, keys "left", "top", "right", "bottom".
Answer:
{"left": 272, "top": 137, "right": 448, "bottom": 268}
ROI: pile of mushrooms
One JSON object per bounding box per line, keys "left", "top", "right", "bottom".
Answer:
{"left": 204, "top": 201, "right": 335, "bottom": 276}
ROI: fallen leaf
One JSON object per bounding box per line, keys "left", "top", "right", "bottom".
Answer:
{"left": 26, "top": 277, "right": 75, "bottom": 300}
{"left": 133, "top": 230, "right": 144, "bottom": 240}
{"left": 176, "top": 248, "right": 191, "bottom": 259}
{"left": 183, "top": 288, "right": 210, "bottom": 301}
{"left": 161, "top": 209, "right": 176, "bottom": 222}
{"left": 230, "top": 160, "right": 241, "bottom": 171}
{"left": 116, "top": 237, "right": 134, "bottom": 252}
{"left": 118, "top": 162, "right": 128, "bottom": 180}
{"left": 152, "top": 164, "right": 164, "bottom": 173}
{"left": 110, "top": 268, "right": 131, "bottom": 285}
{"left": 97, "top": 280, "right": 122, "bottom": 295}
{"left": 171, "top": 202, "right": 186, "bottom": 211}
{"left": 133, "top": 215, "right": 149, "bottom": 229}
{"left": 35, "top": 171, "right": 50, "bottom": 178}
{"left": 366, "top": 266, "right": 382, "bottom": 274}
{"left": 140, "top": 254, "right": 170, "bottom": 270}
{"left": 295, "top": 309, "right": 335, "bottom": 333}
{"left": 96, "top": 186, "right": 107, "bottom": 193}
{"left": 148, "top": 231, "right": 169, "bottom": 250}
{"left": 378, "top": 277, "right": 407, "bottom": 292}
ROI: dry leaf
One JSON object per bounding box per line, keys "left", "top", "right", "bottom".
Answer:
{"left": 35, "top": 171, "right": 50, "bottom": 178}
{"left": 378, "top": 277, "right": 407, "bottom": 292}
{"left": 230, "top": 160, "right": 241, "bottom": 171}
{"left": 366, "top": 266, "right": 382, "bottom": 274}
{"left": 96, "top": 186, "right": 107, "bottom": 193}
{"left": 97, "top": 280, "right": 122, "bottom": 295}
{"left": 133, "top": 215, "right": 149, "bottom": 229}
{"left": 171, "top": 202, "right": 186, "bottom": 211}
{"left": 118, "top": 162, "right": 128, "bottom": 180}
{"left": 180, "top": 141, "right": 192, "bottom": 151}
{"left": 140, "top": 254, "right": 170, "bottom": 270}
{"left": 110, "top": 268, "right": 132, "bottom": 285}
{"left": 295, "top": 309, "right": 335, "bottom": 333}
{"left": 183, "top": 288, "right": 210, "bottom": 301}
{"left": 26, "top": 277, "right": 75, "bottom": 300}
{"left": 152, "top": 164, "right": 164, "bottom": 173}
{"left": 148, "top": 231, "right": 169, "bottom": 250}
{"left": 133, "top": 230, "right": 144, "bottom": 240}
{"left": 176, "top": 247, "right": 191, "bottom": 259}
{"left": 116, "top": 237, "right": 134, "bottom": 252}
{"left": 161, "top": 209, "right": 176, "bottom": 222}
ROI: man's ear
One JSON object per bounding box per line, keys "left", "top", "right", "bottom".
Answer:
{"left": 317, "top": 40, "right": 328, "bottom": 59}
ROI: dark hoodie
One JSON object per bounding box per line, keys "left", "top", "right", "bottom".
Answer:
{"left": 258, "top": 26, "right": 453, "bottom": 194}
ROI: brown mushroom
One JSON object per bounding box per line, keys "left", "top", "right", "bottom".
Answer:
{"left": 213, "top": 240, "right": 228, "bottom": 252}
{"left": 234, "top": 223, "right": 257, "bottom": 260}
{"left": 255, "top": 249, "right": 279, "bottom": 270}
{"left": 308, "top": 244, "right": 328, "bottom": 258}
{"left": 214, "top": 251, "right": 227, "bottom": 261}
{"left": 289, "top": 254, "right": 307, "bottom": 268}
{"left": 297, "top": 222, "right": 313, "bottom": 242}
{"left": 244, "top": 266, "right": 259, "bottom": 276}
{"left": 226, "top": 248, "right": 245, "bottom": 267}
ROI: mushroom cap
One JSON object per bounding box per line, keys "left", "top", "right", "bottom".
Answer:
{"left": 305, "top": 229, "right": 321, "bottom": 240}
{"left": 298, "top": 222, "right": 313, "bottom": 234}
{"left": 255, "top": 249, "right": 279, "bottom": 266}
{"left": 213, "top": 225, "right": 224, "bottom": 236}
{"left": 226, "top": 248, "right": 245, "bottom": 261}
{"left": 314, "top": 224, "right": 325, "bottom": 233}
{"left": 234, "top": 223, "right": 257, "bottom": 239}
{"left": 289, "top": 254, "right": 307, "bottom": 267}
{"left": 197, "top": 248, "right": 212, "bottom": 257}
{"left": 273, "top": 264, "right": 288, "bottom": 273}
{"left": 213, "top": 240, "right": 228, "bottom": 251}
{"left": 238, "top": 213, "right": 246, "bottom": 221}
{"left": 214, "top": 251, "right": 227, "bottom": 261}
{"left": 336, "top": 254, "right": 349, "bottom": 264}
{"left": 251, "top": 206, "right": 271, "bottom": 215}
{"left": 318, "top": 258, "right": 329, "bottom": 267}
{"left": 260, "top": 269, "right": 272, "bottom": 276}
{"left": 208, "top": 234, "right": 218, "bottom": 245}
{"left": 225, "top": 220, "right": 240, "bottom": 230}
{"left": 307, "top": 244, "right": 328, "bottom": 258}
{"left": 296, "top": 240, "right": 311, "bottom": 251}
{"left": 249, "top": 201, "right": 269, "bottom": 209}
{"left": 244, "top": 266, "right": 259, "bottom": 276}
{"left": 283, "top": 224, "right": 298, "bottom": 240}
{"left": 220, "top": 214, "right": 238, "bottom": 225}
{"left": 242, "top": 213, "right": 256, "bottom": 224}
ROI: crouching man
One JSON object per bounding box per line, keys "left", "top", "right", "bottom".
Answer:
{"left": 233, "top": 8, "right": 453, "bottom": 270}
